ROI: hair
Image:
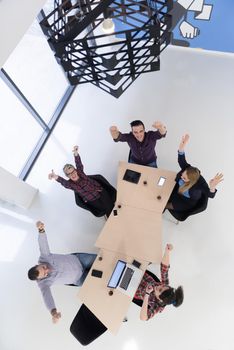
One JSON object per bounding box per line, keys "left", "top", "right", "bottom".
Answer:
{"left": 160, "top": 286, "right": 184, "bottom": 307}
{"left": 28, "top": 265, "right": 39, "bottom": 280}
{"left": 63, "top": 163, "right": 75, "bottom": 176}
{"left": 178, "top": 166, "right": 200, "bottom": 194}
{"left": 130, "top": 120, "right": 145, "bottom": 129}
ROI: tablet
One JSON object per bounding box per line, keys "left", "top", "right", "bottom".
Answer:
{"left": 123, "top": 169, "right": 141, "bottom": 184}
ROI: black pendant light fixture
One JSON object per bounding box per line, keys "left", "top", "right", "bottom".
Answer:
{"left": 39, "top": 0, "right": 172, "bottom": 98}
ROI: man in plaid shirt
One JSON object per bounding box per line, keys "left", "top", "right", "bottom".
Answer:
{"left": 48, "top": 146, "right": 115, "bottom": 217}
{"left": 133, "top": 244, "right": 184, "bottom": 320}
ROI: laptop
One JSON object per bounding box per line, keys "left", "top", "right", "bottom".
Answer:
{"left": 107, "top": 260, "right": 143, "bottom": 297}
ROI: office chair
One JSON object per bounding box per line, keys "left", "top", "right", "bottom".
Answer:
{"left": 70, "top": 304, "right": 107, "bottom": 346}
{"left": 168, "top": 192, "right": 209, "bottom": 224}
{"left": 74, "top": 174, "right": 117, "bottom": 217}
{"left": 128, "top": 150, "right": 132, "bottom": 162}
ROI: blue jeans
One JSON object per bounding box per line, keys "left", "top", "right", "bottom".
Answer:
{"left": 129, "top": 157, "right": 157, "bottom": 168}
{"left": 73, "top": 253, "right": 97, "bottom": 286}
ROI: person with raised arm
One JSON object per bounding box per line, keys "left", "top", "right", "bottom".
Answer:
{"left": 133, "top": 244, "right": 184, "bottom": 321}
{"left": 109, "top": 120, "right": 167, "bottom": 167}
{"left": 48, "top": 146, "right": 116, "bottom": 217}
{"left": 166, "top": 134, "right": 224, "bottom": 212}
{"left": 27, "top": 221, "right": 97, "bottom": 324}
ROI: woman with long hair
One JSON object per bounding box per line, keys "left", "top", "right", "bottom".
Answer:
{"left": 166, "top": 134, "right": 223, "bottom": 212}
{"left": 133, "top": 244, "right": 184, "bottom": 320}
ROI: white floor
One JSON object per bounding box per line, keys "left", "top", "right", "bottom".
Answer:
{"left": 1, "top": 46, "right": 234, "bottom": 350}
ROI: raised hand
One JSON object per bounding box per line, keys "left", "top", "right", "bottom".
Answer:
{"left": 48, "top": 169, "right": 58, "bottom": 180}
{"left": 109, "top": 125, "right": 120, "bottom": 139}
{"left": 36, "top": 221, "right": 45, "bottom": 231}
{"left": 166, "top": 243, "right": 173, "bottom": 251}
{"left": 152, "top": 121, "right": 167, "bottom": 135}
{"left": 73, "top": 145, "right": 79, "bottom": 156}
{"left": 152, "top": 121, "right": 162, "bottom": 129}
{"left": 179, "top": 134, "right": 190, "bottom": 152}
{"left": 209, "top": 173, "right": 224, "bottom": 191}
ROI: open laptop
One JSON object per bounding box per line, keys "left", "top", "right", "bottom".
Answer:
{"left": 107, "top": 260, "right": 143, "bottom": 297}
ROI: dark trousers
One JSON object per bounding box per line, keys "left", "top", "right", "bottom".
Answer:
{"left": 90, "top": 188, "right": 115, "bottom": 217}
{"left": 132, "top": 270, "right": 160, "bottom": 307}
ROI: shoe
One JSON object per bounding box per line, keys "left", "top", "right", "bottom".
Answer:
{"left": 122, "top": 317, "right": 128, "bottom": 322}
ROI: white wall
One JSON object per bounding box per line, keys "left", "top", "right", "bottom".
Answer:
{"left": 0, "top": 167, "right": 38, "bottom": 208}
{"left": 0, "top": 0, "right": 47, "bottom": 67}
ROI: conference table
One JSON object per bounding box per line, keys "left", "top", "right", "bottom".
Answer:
{"left": 95, "top": 205, "right": 162, "bottom": 262}
{"left": 78, "top": 250, "right": 148, "bottom": 334}
{"left": 95, "top": 161, "right": 176, "bottom": 263}
{"left": 78, "top": 161, "right": 176, "bottom": 334}
{"left": 116, "top": 161, "right": 176, "bottom": 213}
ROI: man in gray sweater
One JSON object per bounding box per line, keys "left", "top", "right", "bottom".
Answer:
{"left": 28, "top": 221, "right": 96, "bottom": 323}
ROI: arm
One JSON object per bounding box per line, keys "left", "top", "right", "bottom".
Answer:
{"left": 73, "top": 145, "right": 84, "bottom": 172}
{"left": 48, "top": 169, "right": 58, "bottom": 181}
{"left": 109, "top": 126, "right": 120, "bottom": 140}
{"left": 161, "top": 243, "right": 173, "bottom": 267}
{"left": 49, "top": 172, "right": 79, "bottom": 193}
{"left": 140, "top": 283, "right": 164, "bottom": 321}
{"left": 160, "top": 244, "right": 172, "bottom": 285}
{"left": 209, "top": 173, "right": 224, "bottom": 194}
{"left": 56, "top": 176, "right": 75, "bottom": 190}
{"left": 36, "top": 221, "right": 51, "bottom": 256}
{"left": 178, "top": 134, "right": 191, "bottom": 169}
{"left": 152, "top": 121, "right": 167, "bottom": 136}
{"left": 38, "top": 282, "right": 61, "bottom": 323}
{"left": 178, "top": 134, "right": 189, "bottom": 153}
{"left": 140, "top": 285, "right": 153, "bottom": 321}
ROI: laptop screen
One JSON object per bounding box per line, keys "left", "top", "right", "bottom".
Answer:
{"left": 107, "top": 260, "right": 126, "bottom": 288}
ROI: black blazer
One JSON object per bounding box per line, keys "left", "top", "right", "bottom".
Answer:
{"left": 170, "top": 153, "right": 216, "bottom": 211}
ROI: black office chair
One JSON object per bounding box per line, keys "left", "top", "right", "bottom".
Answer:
{"left": 74, "top": 174, "right": 117, "bottom": 217}
{"left": 132, "top": 270, "right": 160, "bottom": 307}
{"left": 168, "top": 192, "right": 209, "bottom": 223}
{"left": 128, "top": 150, "right": 132, "bottom": 163}
{"left": 70, "top": 304, "right": 107, "bottom": 346}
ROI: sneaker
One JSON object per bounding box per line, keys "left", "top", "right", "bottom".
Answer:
{"left": 122, "top": 317, "right": 128, "bottom": 322}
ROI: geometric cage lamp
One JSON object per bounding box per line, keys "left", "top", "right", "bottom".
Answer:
{"left": 39, "top": 0, "right": 173, "bottom": 98}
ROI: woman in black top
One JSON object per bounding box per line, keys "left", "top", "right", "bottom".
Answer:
{"left": 166, "top": 134, "right": 223, "bottom": 212}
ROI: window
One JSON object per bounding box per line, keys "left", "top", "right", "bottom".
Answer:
{"left": 0, "top": 9, "right": 75, "bottom": 180}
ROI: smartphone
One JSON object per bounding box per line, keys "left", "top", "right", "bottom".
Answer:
{"left": 157, "top": 176, "right": 166, "bottom": 187}
{"left": 132, "top": 259, "right": 141, "bottom": 268}
{"left": 113, "top": 209, "right": 118, "bottom": 216}
{"left": 91, "top": 269, "right": 103, "bottom": 278}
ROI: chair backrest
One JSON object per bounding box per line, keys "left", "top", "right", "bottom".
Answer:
{"left": 74, "top": 174, "right": 116, "bottom": 217}
{"left": 74, "top": 191, "right": 105, "bottom": 217}
{"left": 128, "top": 150, "right": 132, "bottom": 162}
{"left": 70, "top": 304, "right": 107, "bottom": 346}
{"left": 169, "top": 192, "right": 209, "bottom": 222}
